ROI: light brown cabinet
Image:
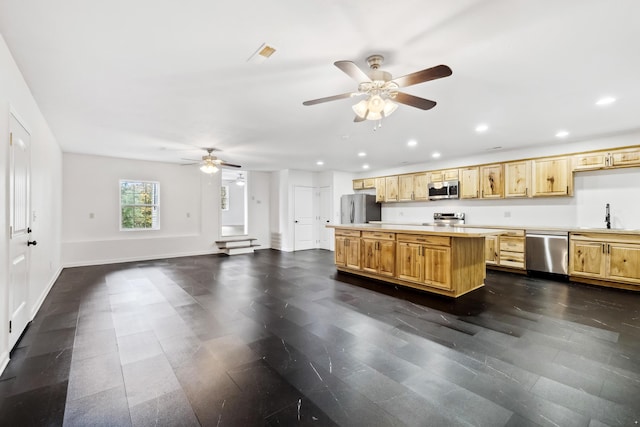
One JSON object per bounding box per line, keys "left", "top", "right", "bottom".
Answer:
{"left": 396, "top": 234, "right": 452, "bottom": 290}
{"left": 375, "top": 177, "right": 386, "bottom": 202}
{"left": 361, "top": 231, "right": 395, "bottom": 277}
{"left": 398, "top": 173, "right": 429, "bottom": 201}
{"left": 570, "top": 233, "right": 640, "bottom": 286}
{"left": 480, "top": 164, "right": 504, "bottom": 198}
{"left": 428, "top": 169, "right": 459, "bottom": 184}
{"left": 504, "top": 160, "right": 531, "bottom": 198}
{"left": 531, "top": 156, "right": 572, "bottom": 197}
{"left": 485, "top": 235, "right": 499, "bottom": 265}
{"left": 499, "top": 235, "right": 526, "bottom": 269}
{"left": 334, "top": 230, "right": 361, "bottom": 270}
{"left": 573, "top": 147, "right": 640, "bottom": 171}
{"left": 352, "top": 179, "right": 364, "bottom": 190}
{"left": 460, "top": 167, "right": 479, "bottom": 199}
{"left": 353, "top": 178, "right": 376, "bottom": 190}
{"left": 385, "top": 176, "right": 399, "bottom": 202}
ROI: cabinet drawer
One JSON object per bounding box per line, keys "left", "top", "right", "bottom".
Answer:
{"left": 362, "top": 231, "right": 395, "bottom": 240}
{"left": 500, "top": 250, "right": 525, "bottom": 269}
{"left": 396, "top": 234, "right": 450, "bottom": 246}
{"left": 335, "top": 229, "right": 361, "bottom": 237}
{"left": 500, "top": 237, "right": 524, "bottom": 252}
{"left": 501, "top": 229, "right": 525, "bottom": 237}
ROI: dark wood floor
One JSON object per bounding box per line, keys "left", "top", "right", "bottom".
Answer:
{"left": 1, "top": 249, "right": 639, "bottom": 426}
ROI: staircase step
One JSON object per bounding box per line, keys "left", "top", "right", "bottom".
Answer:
{"left": 216, "top": 238, "right": 258, "bottom": 249}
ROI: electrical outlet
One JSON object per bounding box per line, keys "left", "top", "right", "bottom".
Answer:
{"left": 504, "top": 211, "right": 511, "bottom": 218}
{"left": 89, "top": 213, "right": 95, "bottom": 219}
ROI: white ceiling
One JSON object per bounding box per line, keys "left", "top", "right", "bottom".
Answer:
{"left": 2, "top": 1, "right": 640, "bottom": 173}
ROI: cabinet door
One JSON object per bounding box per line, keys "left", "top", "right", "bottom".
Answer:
{"left": 610, "top": 148, "right": 640, "bottom": 168}
{"left": 485, "top": 236, "right": 499, "bottom": 265}
{"left": 346, "top": 238, "right": 361, "bottom": 270}
{"left": 480, "top": 164, "right": 504, "bottom": 198}
{"left": 378, "top": 240, "right": 396, "bottom": 277}
{"left": 607, "top": 243, "right": 640, "bottom": 284}
{"left": 443, "top": 169, "right": 459, "bottom": 181}
{"left": 396, "top": 242, "right": 422, "bottom": 283}
{"left": 460, "top": 167, "right": 479, "bottom": 199}
{"left": 375, "top": 178, "right": 386, "bottom": 202}
{"left": 531, "top": 157, "right": 571, "bottom": 197}
{"left": 413, "top": 173, "right": 429, "bottom": 201}
{"left": 423, "top": 246, "right": 452, "bottom": 289}
{"left": 363, "top": 178, "right": 376, "bottom": 189}
{"left": 429, "top": 171, "right": 443, "bottom": 183}
{"left": 385, "top": 176, "right": 399, "bottom": 202}
{"left": 504, "top": 160, "right": 530, "bottom": 198}
{"left": 398, "top": 175, "right": 414, "bottom": 201}
{"left": 573, "top": 152, "right": 608, "bottom": 171}
{"left": 352, "top": 179, "right": 364, "bottom": 190}
{"left": 569, "top": 240, "right": 606, "bottom": 278}
{"left": 335, "top": 237, "right": 346, "bottom": 266}
{"left": 361, "top": 239, "right": 378, "bottom": 274}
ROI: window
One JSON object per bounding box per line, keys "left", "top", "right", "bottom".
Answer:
{"left": 120, "top": 180, "right": 160, "bottom": 230}
{"left": 221, "top": 185, "right": 229, "bottom": 211}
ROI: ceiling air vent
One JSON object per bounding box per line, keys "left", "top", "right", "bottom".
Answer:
{"left": 248, "top": 43, "right": 276, "bottom": 63}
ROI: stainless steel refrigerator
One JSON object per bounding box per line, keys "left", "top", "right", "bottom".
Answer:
{"left": 340, "top": 194, "right": 381, "bottom": 224}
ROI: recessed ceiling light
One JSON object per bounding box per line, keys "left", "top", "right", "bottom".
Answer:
{"left": 362, "top": 164, "right": 370, "bottom": 169}
{"left": 555, "top": 130, "right": 570, "bottom": 138}
{"left": 316, "top": 161, "right": 324, "bottom": 166}
{"left": 432, "top": 152, "right": 441, "bottom": 158}
{"left": 407, "top": 140, "right": 417, "bottom": 147}
{"left": 596, "top": 96, "right": 616, "bottom": 106}
{"left": 358, "top": 152, "right": 366, "bottom": 157}
{"left": 475, "top": 124, "right": 489, "bottom": 133}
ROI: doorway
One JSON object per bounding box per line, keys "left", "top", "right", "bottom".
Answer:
{"left": 8, "top": 113, "right": 31, "bottom": 350}
{"left": 294, "top": 186, "right": 314, "bottom": 250}
{"left": 221, "top": 170, "right": 247, "bottom": 236}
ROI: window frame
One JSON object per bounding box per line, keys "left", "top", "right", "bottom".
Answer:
{"left": 221, "top": 185, "right": 229, "bottom": 211}
{"left": 119, "top": 179, "right": 161, "bottom": 231}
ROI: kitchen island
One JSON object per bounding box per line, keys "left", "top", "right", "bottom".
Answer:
{"left": 328, "top": 223, "right": 505, "bottom": 298}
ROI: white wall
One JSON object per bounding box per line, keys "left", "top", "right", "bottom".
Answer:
{"left": 221, "top": 179, "right": 245, "bottom": 226}
{"left": 247, "top": 171, "right": 271, "bottom": 249}
{"left": 1, "top": 35, "right": 63, "bottom": 371}
{"left": 62, "top": 153, "right": 271, "bottom": 266}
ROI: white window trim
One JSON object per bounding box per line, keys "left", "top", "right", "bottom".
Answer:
{"left": 119, "top": 179, "right": 161, "bottom": 231}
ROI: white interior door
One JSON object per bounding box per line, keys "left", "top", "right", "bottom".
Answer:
{"left": 294, "top": 186, "right": 314, "bottom": 251}
{"left": 319, "top": 186, "right": 332, "bottom": 250}
{"left": 9, "top": 114, "right": 31, "bottom": 350}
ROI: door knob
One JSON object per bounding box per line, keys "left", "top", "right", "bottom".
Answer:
{"left": 27, "top": 240, "right": 37, "bottom": 246}
{"left": 326, "top": 220, "right": 330, "bottom": 223}
{"left": 295, "top": 220, "right": 299, "bottom": 223}
{"left": 27, "top": 227, "right": 32, "bottom": 233}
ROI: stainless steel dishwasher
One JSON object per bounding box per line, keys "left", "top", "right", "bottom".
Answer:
{"left": 525, "top": 229, "right": 569, "bottom": 275}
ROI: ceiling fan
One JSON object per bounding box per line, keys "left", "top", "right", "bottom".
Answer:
{"left": 303, "top": 55, "right": 452, "bottom": 122}
{"left": 182, "top": 148, "right": 241, "bottom": 174}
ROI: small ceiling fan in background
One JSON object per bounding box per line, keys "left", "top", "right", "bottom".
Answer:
{"left": 182, "top": 148, "right": 241, "bottom": 174}
{"left": 303, "top": 55, "right": 452, "bottom": 122}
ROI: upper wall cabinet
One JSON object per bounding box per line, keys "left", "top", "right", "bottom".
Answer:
{"left": 428, "top": 169, "right": 459, "bottom": 183}
{"left": 573, "top": 146, "right": 640, "bottom": 171}
{"left": 398, "top": 173, "right": 428, "bottom": 202}
{"left": 385, "top": 176, "right": 399, "bottom": 202}
{"left": 375, "top": 177, "right": 386, "bottom": 202}
{"left": 460, "top": 167, "right": 479, "bottom": 199}
{"left": 353, "top": 178, "right": 376, "bottom": 190}
{"left": 504, "top": 160, "right": 531, "bottom": 198}
{"left": 531, "top": 156, "right": 572, "bottom": 197}
{"left": 480, "top": 164, "right": 504, "bottom": 199}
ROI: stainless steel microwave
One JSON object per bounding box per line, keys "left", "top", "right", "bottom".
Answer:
{"left": 428, "top": 180, "right": 459, "bottom": 200}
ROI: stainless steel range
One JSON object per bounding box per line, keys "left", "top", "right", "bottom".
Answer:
{"left": 432, "top": 212, "right": 465, "bottom": 226}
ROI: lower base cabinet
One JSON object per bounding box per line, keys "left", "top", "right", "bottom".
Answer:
{"left": 334, "top": 230, "right": 361, "bottom": 270}
{"left": 570, "top": 233, "right": 640, "bottom": 287}
{"left": 396, "top": 234, "right": 452, "bottom": 290}
{"left": 361, "top": 231, "right": 396, "bottom": 277}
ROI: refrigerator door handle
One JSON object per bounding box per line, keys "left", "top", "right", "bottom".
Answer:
{"left": 350, "top": 200, "right": 355, "bottom": 223}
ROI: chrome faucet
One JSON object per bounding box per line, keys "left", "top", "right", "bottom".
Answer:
{"left": 605, "top": 203, "right": 611, "bottom": 229}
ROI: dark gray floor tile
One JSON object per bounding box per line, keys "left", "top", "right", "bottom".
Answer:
{"left": 129, "top": 388, "right": 198, "bottom": 427}
{"left": 67, "top": 351, "right": 123, "bottom": 401}
{"left": 63, "top": 384, "right": 131, "bottom": 427}
{"left": 122, "top": 354, "right": 181, "bottom": 408}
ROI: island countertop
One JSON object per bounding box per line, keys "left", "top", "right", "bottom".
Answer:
{"left": 327, "top": 223, "right": 506, "bottom": 237}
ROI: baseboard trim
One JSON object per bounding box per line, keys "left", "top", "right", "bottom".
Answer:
{"left": 62, "top": 249, "right": 223, "bottom": 268}
{"left": 31, "top": 265, "right": 63, "bottom": 319}
{"left": 0, "top": 351, "right": 9, "bottom": 376}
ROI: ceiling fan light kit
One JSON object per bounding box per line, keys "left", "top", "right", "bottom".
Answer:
{"left": 303, "top": 54, "right": 452, "bottom": 123}
{"left": 200, "top": 162, "right": 219, "bottom": 174}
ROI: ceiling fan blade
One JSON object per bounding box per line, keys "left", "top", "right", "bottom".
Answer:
{"left": 334, "top": 60, "right": 372, "bottom": 83}
{"left": 394, "top": 92, "right": 437, "bottom": 110}
{"left": 393, "top": 64, "right": 452, "bottom": 88}
{"left": 354, "top": 114, "right": 367, "bottom": 123}
{"left": 220, "top": 162, "right": 242, "bottom": 168}
{"left": 303, "top": 92, "right": 356, "bottom": 106}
